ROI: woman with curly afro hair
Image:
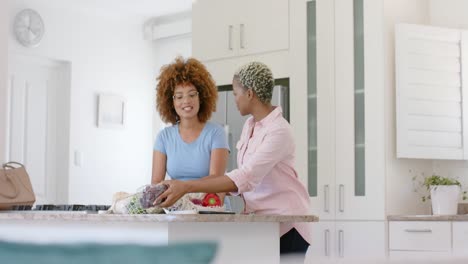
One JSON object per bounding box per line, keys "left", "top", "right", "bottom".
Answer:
{"left": 151, "top": 57, "right": 230, "bottom": 204}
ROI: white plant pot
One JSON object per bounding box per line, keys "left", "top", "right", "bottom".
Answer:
{"left": 430, "top": 185, "right": 460, "bottom": 215}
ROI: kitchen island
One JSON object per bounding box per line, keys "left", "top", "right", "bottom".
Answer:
{"left": 0, "top": 212, "right": 318, "bottom": 264}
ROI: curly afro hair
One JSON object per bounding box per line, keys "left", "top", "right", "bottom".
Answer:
{"left": 234, "top": 61, "right": 274, "bottom": 104}
{"left": 156, "top": 57, "right": 218, "bottom": 124}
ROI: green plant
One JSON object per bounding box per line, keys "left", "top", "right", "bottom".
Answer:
{"left": 412, "top": 173, "right": 467, "bottom": 202}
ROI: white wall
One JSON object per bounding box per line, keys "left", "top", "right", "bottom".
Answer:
{"left": 427, "top": 0, "right": 468, "bottom": 199}
{"left": 384, "top": 0, "right": 433, "bottom": 215}
{"left": 0, "top": 1, "right": 8, "bottom": 163}
{"left": 429, "top": 0, "right": 468, "bottom": 29}
{"left": 385, "top": 0, "right": 468, "bottom": 215}
{"left": 8, "top": 1, "right": 156, "bottom": 204}
{"left": 152, "top": 36, "right": 192, "bottom": 140}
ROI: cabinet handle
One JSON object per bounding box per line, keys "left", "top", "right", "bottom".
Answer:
{"left": 324, "top": 185, "right": 330, "bottom": 213}
{"left": 339, "top": 184, "right": 344, "bottom": 212}
{"left": 404, "top": 229, "right": 432, "bottom": 233}
{"left": 240, "top": 23, "right": 245, "bottom": 49}
{"left": 324, "top": 229, "right": 330, "bottom": 257}
{"left": 228, "top": 25, "right": 233, "bottom": 50}
{"left": 338, "top": 230, "right": 344, "bottom": 258}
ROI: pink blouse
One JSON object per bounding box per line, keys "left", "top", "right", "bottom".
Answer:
{"left": 226, "top": 106, "right": 312, "bottom": 244}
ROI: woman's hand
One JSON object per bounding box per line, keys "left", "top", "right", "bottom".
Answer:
{"left": 154, "top": 180, "right": 190, "bottom": 207}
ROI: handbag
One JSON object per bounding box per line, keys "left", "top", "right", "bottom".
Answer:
{"left": 0, "top": 162, "right": 36, "bottom": 210}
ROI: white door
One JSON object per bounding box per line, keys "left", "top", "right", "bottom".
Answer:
{"left": 8, "top": 55, "right": 70, "bottom": 204}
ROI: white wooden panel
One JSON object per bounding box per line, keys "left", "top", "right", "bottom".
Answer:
{"left": 336, "top": 221, "right": 385, "bottom": 258}
{"left": 406, "top": 69, "right": 460, "bottom": 87}
{"left": 461, "top": 31, "right": 468, "bottom": 160}
{"left": 313, "top": 0, "right": 336, "bottom": 220}
{"left": 334, "top": 0, "right": 355, "bottom": 219}
{"left": 307, "top": 222, "right": 335, "bottom": 259}
{"left": 396, "top": 23, "right": 465, "bottom": 160}
{"left": 406, "top": 84, "right": 460, "bottom": 101}
{"left": 389, "top": 221, "right": 451, "bottom": 251}
{"left": 452, "top": 222, "right": 468, "bottom": 257}
{"left": 407, "top": 39, "right": 460, "bottom": 57}
{"left": 402, "top": 23, "right": 460, "bottom": 42}
{"left": 192, "top": 0, "right": 236, "bottom": 61}
{"left": 407, "top": 116, "right": 461, "bottom": 132}
{"left": 407, "top": 131, "right": 461, "bottom": 148}
{"left": 407, "top": 100, "right": 460, "bottom": 117}
{"left": 407, "top": 53, "right": 460, "bottom": 72}
{"left": 401, "top": 148, "right": 463, "bottom": 160}
{"left": 239, "top": 0, "right": 289, "bottom": 57}
{"left": 360, "top": 0, "right": 386, "bottom": 220}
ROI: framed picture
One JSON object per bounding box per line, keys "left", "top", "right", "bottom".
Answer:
{"left": 97, "top": 94, "right": 126, "bottom": 129}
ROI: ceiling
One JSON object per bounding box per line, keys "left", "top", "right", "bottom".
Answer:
{"left": 40, "top": 0, "right": 192, "bottom": 20}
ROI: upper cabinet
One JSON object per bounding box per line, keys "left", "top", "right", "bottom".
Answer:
{"left": 395, "top": 23, "right": 468, "bottom": 160}
{"left": 192, "top": 0, "right": 289, "bottom": 62}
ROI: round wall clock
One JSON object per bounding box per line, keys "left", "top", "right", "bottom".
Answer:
{"left": 13, "top": 9, "right": 45, "bottom": 48}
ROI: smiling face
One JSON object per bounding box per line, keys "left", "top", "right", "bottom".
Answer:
{"left": 232, "top": 78, "right": 251, "bottom": 116}
{"left": 173, "top": 83, "right": 200, "bottom": 121}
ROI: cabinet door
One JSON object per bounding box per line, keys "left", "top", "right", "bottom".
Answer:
{"left": 307, "top": 221, "right": 385, "bottom": 261}
{"left": 335, "top": 221, "right": 385, "bottom": 259}
{"left": 334, "top": 0, "right": 385, "bottom": 220}
{"left": 453, "top": 222, "right": 468, "bottom": 257}
{"left": 238, "top": 0, "right": 289, "bottom": 57}
{"left": 307, "top": 222, "right": 335, "bottom": 260}
{"left": 308, "top": 0, "right": 337, "bottom": 220}
{"left": 192, "top": 0, "right": 237, "bottom": 61}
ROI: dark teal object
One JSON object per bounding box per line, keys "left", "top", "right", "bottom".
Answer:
{"left": 0, "top": 241, "right": 217, "bottom": 264}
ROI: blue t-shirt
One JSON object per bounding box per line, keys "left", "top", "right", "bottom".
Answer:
{"left": 154, "top": 122, "right": 230, "bottom": 181}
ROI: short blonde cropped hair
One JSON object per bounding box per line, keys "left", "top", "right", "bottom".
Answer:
{"left": 234, "top": 61, "right": 274, "bottom": 104}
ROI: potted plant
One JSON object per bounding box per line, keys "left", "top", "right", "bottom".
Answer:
{"left": 414, "top": 174, "right": 467, "bottom": 215}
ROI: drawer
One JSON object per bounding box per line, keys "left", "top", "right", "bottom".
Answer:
{"left": 453, "top": 222, "right": 468, "bottom": 256}
{"left": 389, "top": 221, "right": 451, "bottom": 251}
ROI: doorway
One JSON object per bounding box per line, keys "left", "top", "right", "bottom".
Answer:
{"left": 7, "top": 54, "right": 71, "bottom": 204}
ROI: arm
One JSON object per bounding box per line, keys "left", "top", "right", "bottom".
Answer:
{"left": 157, "top": 175, "right": 237, "bottom": 207}
{"left": 208, "top": 148, "right": 229, "bottom": 203}
{"left": 151, "top": 151, "right": 167, "bottom": 184}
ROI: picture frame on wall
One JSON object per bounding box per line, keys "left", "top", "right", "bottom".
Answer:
{"left": 97, "top": 94, "right": 126, "bottom": 129}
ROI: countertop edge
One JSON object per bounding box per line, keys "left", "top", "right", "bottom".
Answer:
{"left": 0, "top": 212, "right": 319, "bottom": 223}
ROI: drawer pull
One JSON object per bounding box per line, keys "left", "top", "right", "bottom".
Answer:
{"left": 324, "top": 185, "right": 329, "bottom": 213}
{"left": 404, "top": 229, "right": 432, "bottom": 233}
{"left": 324, "top": 229, "right": 330, "bottom": 257}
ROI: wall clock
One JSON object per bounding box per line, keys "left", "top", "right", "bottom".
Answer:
{"left": 13, "top": 9, "right": 45, "bottom": 48}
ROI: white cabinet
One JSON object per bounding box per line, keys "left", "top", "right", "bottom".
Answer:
{"left": 395, "top": 24, "right": 468, "bottom": 160}
{"left": 389, "top": 221, "right": 451, "bottom": 253}
{"left": 452, "top": 222, "right": 468, "bottom": 257}
{"left": 388, "top": 221, "right": 464, "bottom": 259}
{"left": 308, "top": 221, "right": 385, "bottom": 260}
{"left": 304, "top": 0, "right": 385, "bottom": 260}
{"left": 307, "top": 0, "right": 385, "bottom": 221}
{"left": 192, "top": 0, "right": 289, "bottom": 62}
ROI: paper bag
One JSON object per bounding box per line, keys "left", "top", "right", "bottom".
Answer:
{"left": 0, "top": 162, "right": 35, "bottom": 210}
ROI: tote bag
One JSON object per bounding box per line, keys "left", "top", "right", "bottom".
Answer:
{"left": 0, "top": 162, "right": 35, "bottom": 210}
